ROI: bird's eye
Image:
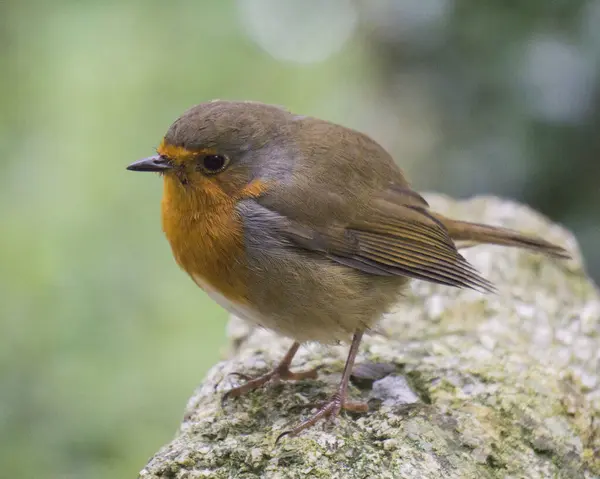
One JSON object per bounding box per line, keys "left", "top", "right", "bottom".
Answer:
{"left": 198, "top": 154, "right": 229, "bottom": 174}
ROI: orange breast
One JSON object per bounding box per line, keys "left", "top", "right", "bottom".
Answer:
{"left": 161, "top": 175, "right": 268, "bottom": 305}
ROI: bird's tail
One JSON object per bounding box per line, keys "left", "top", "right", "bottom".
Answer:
{"left": 432, "top": 213, "right": 570, "bottom": 260}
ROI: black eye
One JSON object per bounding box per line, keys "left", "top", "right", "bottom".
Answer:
{"left": 199, "top": 154, "right": 229, "bottom": 174}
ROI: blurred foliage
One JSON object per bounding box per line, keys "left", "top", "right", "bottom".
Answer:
{"left": 0, "top": 1, "right": 370, "bottom": 478}
{"left": 1, "top": 1, "right": 598, "bottom": 478}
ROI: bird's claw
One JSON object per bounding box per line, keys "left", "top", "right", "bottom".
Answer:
{"left": 275, "top": 393, "right": 368, "bottom": 444}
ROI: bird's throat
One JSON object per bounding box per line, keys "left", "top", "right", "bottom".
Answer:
{"left": 160, "top": 175, "right": 249, "bottom": 304}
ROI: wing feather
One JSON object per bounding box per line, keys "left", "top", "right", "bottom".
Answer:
{"left": 274, "top": 185, "right": 494, "bottom": 292}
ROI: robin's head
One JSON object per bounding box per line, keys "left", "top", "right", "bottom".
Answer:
{"left": 127, "top": 100, "right": 295, "bottom": 197}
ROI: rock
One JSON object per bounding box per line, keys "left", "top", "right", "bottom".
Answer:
{"left": 139, "top": 195, "right": 599, "bottom": 479}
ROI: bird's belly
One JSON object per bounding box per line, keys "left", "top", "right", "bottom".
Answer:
{"left": 192, "top": 263, "right": 406, "bottom": 344}
{"left": 191, "top": 271, "right": 358, "bottom": 343}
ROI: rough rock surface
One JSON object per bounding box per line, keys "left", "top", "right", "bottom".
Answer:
{"left": 139, "top": 195, "right": 599, "bottom": 479}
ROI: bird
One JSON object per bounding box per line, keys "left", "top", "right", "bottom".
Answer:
{"left": 127, "top": 100, "right": 569, "bottom": 441}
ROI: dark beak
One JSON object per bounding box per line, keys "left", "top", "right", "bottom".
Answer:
{"left": 126, "top": 155, "right": 173, "bottom": 172}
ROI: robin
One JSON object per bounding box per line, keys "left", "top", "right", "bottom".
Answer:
{"left": 127, "top": 100, "right": 569, "bottom": 441}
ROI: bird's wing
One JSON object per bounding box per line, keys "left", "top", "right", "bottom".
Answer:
{"left": 271, "top": 186, "right": 494, "bottom": 292}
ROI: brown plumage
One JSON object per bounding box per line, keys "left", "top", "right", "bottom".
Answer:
{"left": 127, "top": 100, "right": 569, "bottom": 441}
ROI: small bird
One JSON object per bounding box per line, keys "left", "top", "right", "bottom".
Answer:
{"left": 127, "top": 100, "right": 569, "bottom": 441}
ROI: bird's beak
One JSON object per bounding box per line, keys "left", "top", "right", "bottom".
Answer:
{"left": 126, "top": 155, "right": 173, "bottom": 172}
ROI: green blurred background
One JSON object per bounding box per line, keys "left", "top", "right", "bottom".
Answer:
{"left": 1, "top": 1, "right": 598, "bottom": 478}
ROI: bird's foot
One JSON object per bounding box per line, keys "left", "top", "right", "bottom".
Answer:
{"left": 276, "top": 392, "right": 368, "bottom": 443}
{"left": 221, "top": 364, "right": 319, "bottom": 407}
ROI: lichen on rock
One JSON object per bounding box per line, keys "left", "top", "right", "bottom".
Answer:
{"left": 139, "top": 195, "right": 599, "bottom": 479}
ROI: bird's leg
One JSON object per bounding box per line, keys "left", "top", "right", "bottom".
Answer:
{"left": 276, "top": 330, "right": 368, "bottom": 443}
{"left": 222, "top": 342, "right": 319, "bottom": 405}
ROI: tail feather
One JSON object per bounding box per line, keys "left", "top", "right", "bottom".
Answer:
{"left": 432, "top": 214, "right": 570, "bottom": 260}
